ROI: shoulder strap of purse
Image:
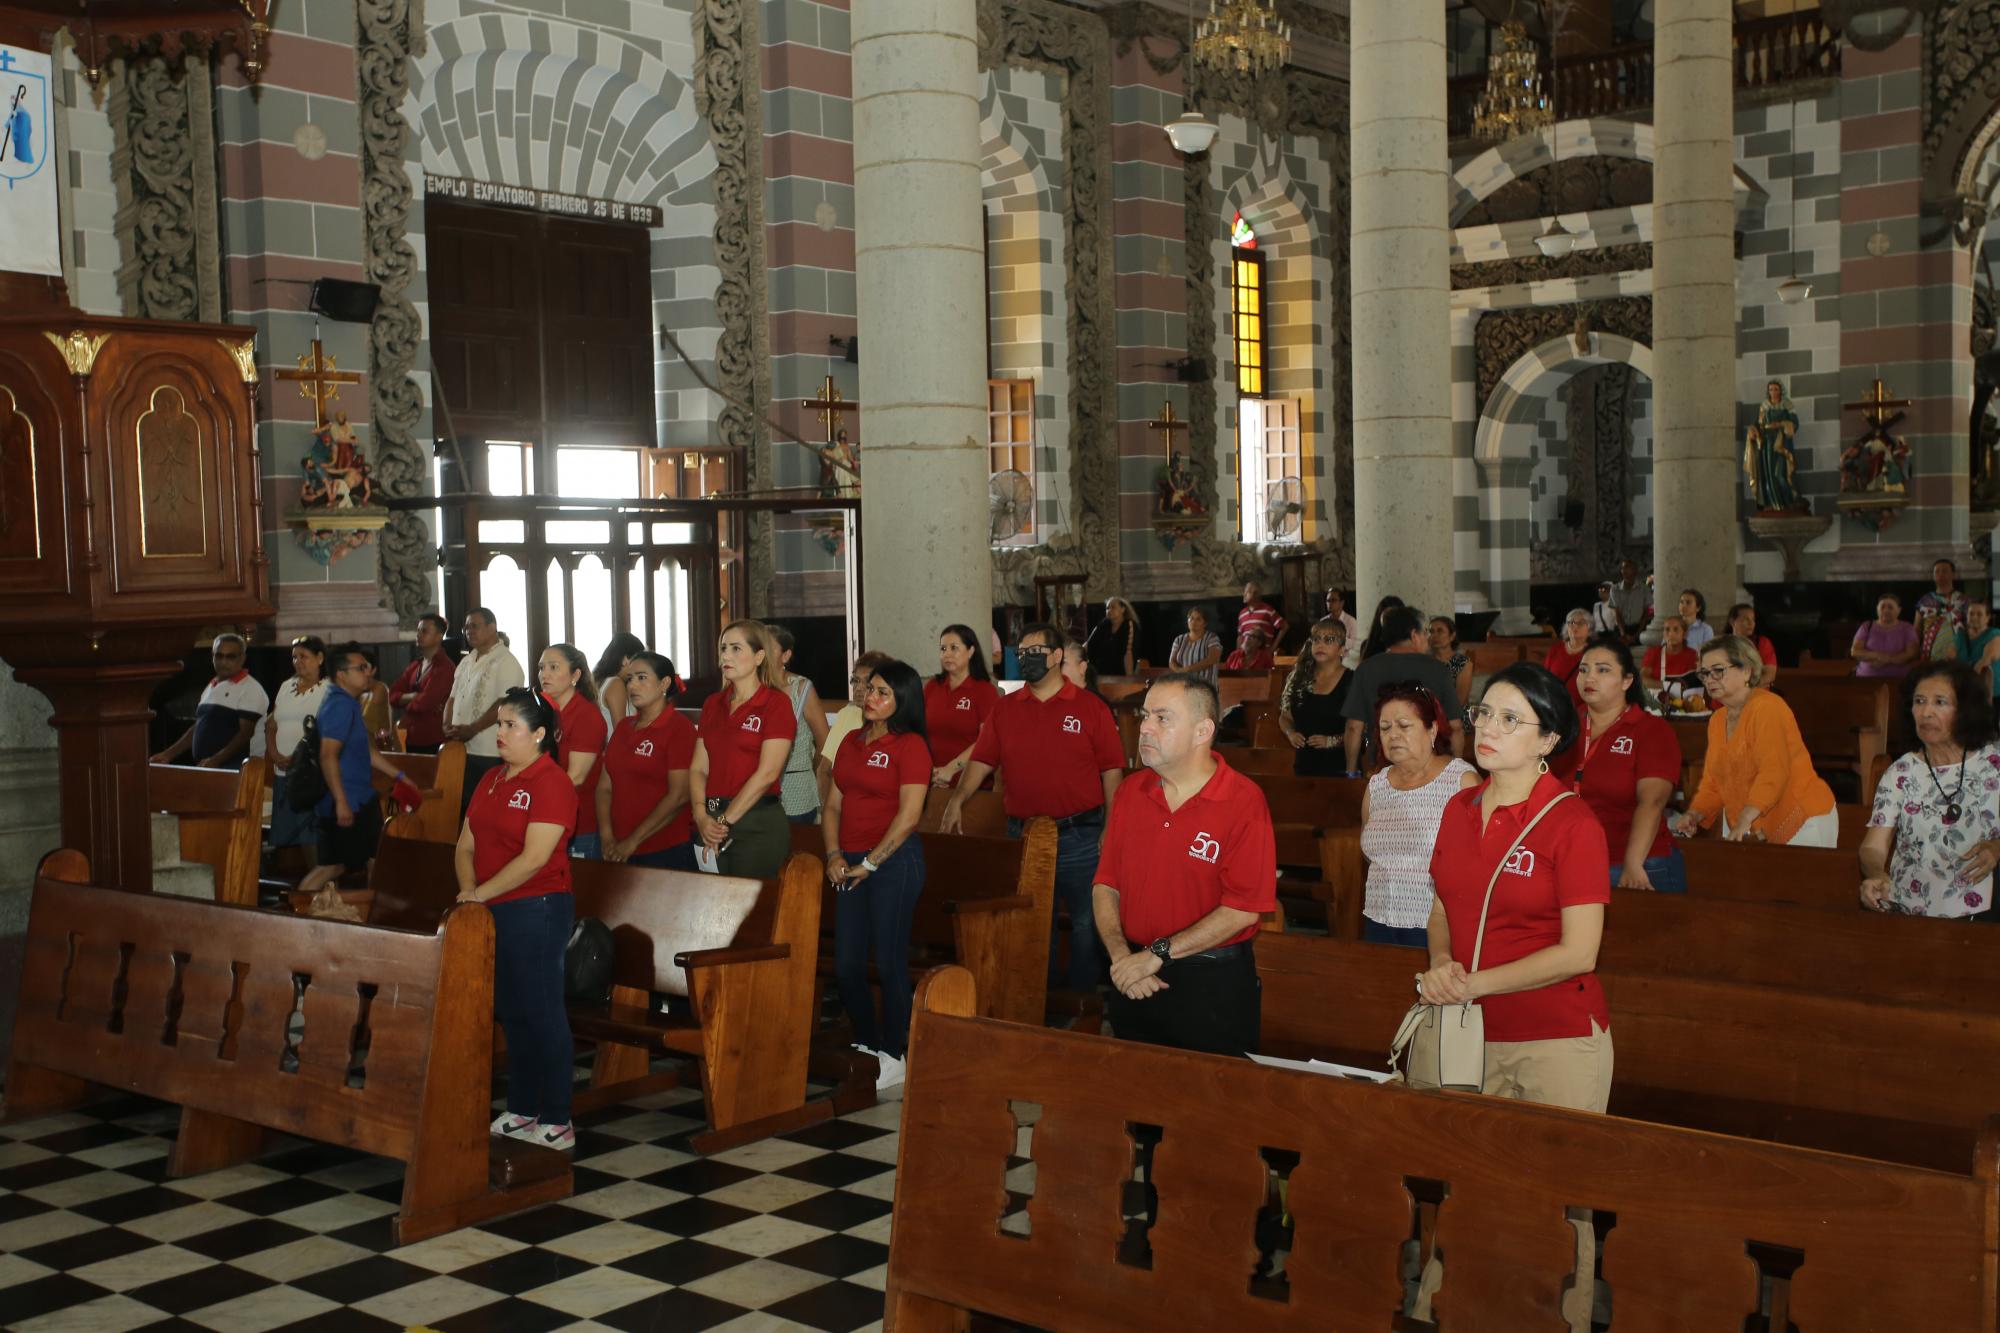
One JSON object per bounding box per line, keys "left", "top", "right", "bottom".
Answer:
{"left": 1468, "top": 791, "right": 1574, "bottom": 975}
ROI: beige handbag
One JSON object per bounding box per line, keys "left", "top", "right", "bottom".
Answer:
{"left": 1390, "top": 792, "right": 1573, "bottom": 1091}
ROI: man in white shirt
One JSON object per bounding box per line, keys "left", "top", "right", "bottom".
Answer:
{"left": 1326, "top": 588, "right": 1362, "bottom": 669}
{"left": 443, "top": 606, "right": 525, "bottom": 808}
{"left": 152, "top": 633, "right": 267, "bottom": 768}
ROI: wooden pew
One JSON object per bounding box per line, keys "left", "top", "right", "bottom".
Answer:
{"left": 362, "top": 837, "right": 832, "bottom": 1153}
{"left": 886, "top": 966, "right": 1998, "bottom": 1332}
{"left": 149, "top": 759, "right": 267, "bottom": 906}
{"left": 1770, "top": 675, "right": 1889, "bottom": 791}
{"left": 1256, "top": 932, "right": 2000, "bottom": 1171}
{"left": 791, "top": 822, "right": 1057, "bottom": 1029}
{"left": 371, "top": 741, "right": 467, "bottom": 842}
{"left": 5, "top": 849, "right": 569, "bottom": 1242}
{"left": 1677, "top": 839, "right": 1861, "bottom": 910}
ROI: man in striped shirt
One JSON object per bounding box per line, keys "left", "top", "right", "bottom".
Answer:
{"left": 1236, "top": 581, "right": 1286, "bottom": 656}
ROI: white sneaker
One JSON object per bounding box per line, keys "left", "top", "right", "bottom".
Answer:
{"left": 874, "top": 1053, "right": 906, "bottom": 1092}
{"left": 490, "top": 1112, "right": 538, "bottom": 1140}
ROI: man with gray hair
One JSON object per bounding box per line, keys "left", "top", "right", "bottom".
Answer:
{"left": 152, "top": 633, "right": 267, "bottom": 768}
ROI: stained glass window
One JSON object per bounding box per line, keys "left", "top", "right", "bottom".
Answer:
{"left": 1231, "top": 211, "right": 1256, "bottom": 249}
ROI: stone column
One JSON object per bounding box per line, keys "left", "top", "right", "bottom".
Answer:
{"left": 851, "top": 0, "right": 992, "bottom": 665}
{"left": 1650, "top": 0, "right": 1739, "bottom": 622}
{"left": 1351, "top": 2, "right": 1455, "bottom": 623}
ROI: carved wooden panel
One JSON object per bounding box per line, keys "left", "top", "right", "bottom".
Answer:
{"left": 95, "top": 346, "right": 250, "bottom": 597}
{"left": 0, "top": 353, "right": 72, "bottom": 596}
{"left": 426, "top": 199, "right": 547, "bottom": 443}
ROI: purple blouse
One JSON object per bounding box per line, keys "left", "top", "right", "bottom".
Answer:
{"left": 1854, "top": 619, "right": 1918, "bottom": 678}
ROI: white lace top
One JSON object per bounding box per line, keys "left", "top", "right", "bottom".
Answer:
{"left": 1360, "top": 758, "right": 1476, "bottom": 928}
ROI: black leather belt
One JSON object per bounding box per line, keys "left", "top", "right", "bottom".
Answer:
{"left": 1049, "top": 806, "right": 1104, "bottom": 831}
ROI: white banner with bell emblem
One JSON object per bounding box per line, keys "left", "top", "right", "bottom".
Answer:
{"left": 0, "top": 44, "right": 59, "bottom": 277}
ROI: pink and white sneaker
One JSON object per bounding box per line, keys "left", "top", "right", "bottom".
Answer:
{"left": 490, "top": 1113, "right": 538, "bottom": 1140}
{"left": 537, "top": 1122, "right": 576, "bottom": 1152}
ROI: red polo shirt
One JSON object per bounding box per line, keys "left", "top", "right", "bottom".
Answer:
{"left": 1548, "top": 706, "right": 1681, "bottom": 863}
{"left": 1095, "top": 755, "right": 1276, "bottom": 948}
{"left": 1543, "top": 642, "right": 1586, "bottom": 706}
{"left": 832, "top": 728, "right": 931, "bottom": 851}
{"left": 557, "top": 691, "right": 609, "bottom": 837}
{"left": 699, "top": 684, "right": 797, "bottom": 797}
{"left": 604, "top": 709, "right": 697, "bottom": 853}
{"left": 1644, "top": 645, "right": 1698, "bottom": 681}
{"left": 968, "top": 680, "right": 1124, "bottom": 819}
{"left": 1428, "top": 773, "right": 1610, "bottom": 1042}
{"left": 468, "top": 753, "right": 577, "bottom": 903}
{"left": 923, "top": 675, "right": 999, "bottom": 776}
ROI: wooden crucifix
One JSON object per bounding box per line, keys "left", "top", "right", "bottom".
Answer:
{"left": 273, "top": 337, "right": 362, "bottom": 430}
{"left": 802, "top": 374, "right": 860, "bottom": 496}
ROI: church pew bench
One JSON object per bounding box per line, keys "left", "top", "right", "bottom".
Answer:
{"left": 4, "top": 849, "right": 569, "bottom": 1243}
{"left": 369, "top": 741, "right": 467, "bottom": 842}
{"left": 1676, "top": 839, "right": 1861, "bottom": 910}
{"left": 149, "top": 759, "right": 267, "bottom": 906}
{"left": 357, "top": 837, "right": 834, "bottom": 1153}
{"left": 886, "top": 966, "right": 1998, "bottom": 1332}
{"left": 1255, "top": 932, "right": 2000, "bottom": 1172}
{"left": 1770, "top": 674, "right": 1892, "bottom": 788}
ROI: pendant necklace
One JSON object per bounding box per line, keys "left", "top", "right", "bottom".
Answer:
{"left": 1924, "top": 749, "right": 1967, "bottom": 824}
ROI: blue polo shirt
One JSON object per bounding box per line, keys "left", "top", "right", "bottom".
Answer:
{"left": 316, "top": 687, "right": 375, "bottom": 814}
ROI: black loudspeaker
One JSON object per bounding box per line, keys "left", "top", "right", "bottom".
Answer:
{"left": 309, "top": 277, "right": 382, "bottom": 324}
{"left": 1174, "top": 357, "right": 1209, "bottom": 382}
{"left": 1561, "top": 498, "right": 1586, "bottom": 530}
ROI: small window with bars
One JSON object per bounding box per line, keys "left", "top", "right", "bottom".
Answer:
{"left": 987, "top": 378, "right": 1036, "bottom": 543}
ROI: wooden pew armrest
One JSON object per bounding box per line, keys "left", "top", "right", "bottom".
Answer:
{"left": 945, "top": 893, "right": 1034, "bottom": 916}
{"left": 676, "top": 943, "right": 791, "bottom": 969}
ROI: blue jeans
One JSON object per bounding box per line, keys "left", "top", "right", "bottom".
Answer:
{"left": 1610, "top": 846, "right": 1688, "bottom": 894}
{"left": 1363, "top": 919, "right": 1431, "bottom": 949}
{"left": 490, "top": 893, "right": 575, "bottom": 1125}
{"left": 1011, "top": 815, "right": 1103, "bottom": 992}
{"left": 834, "top": 843, "right": 926, "bottom": 1059}
{"left": 634, "top": 842, "right": 700, "bottom": 872}
{"left": 568, "top": 832, "right": 601, "bottom": 860}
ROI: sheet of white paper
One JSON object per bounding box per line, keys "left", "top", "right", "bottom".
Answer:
{"left": 694, "top": 844, "right": 721, "bottom": 874}
{"left": 1247, "top": 1053, "right": 1392, "bottom": 1083}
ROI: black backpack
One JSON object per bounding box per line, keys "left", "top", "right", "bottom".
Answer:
{"left": 564, "top": 917, "right": 615, "bottom": 1006}
{"left": 284, "top": 715, "right": 326, "bottom": 811}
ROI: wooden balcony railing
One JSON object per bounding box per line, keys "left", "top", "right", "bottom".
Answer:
{"left": 1448, "top": 9, "right": 1842, "bottom": 140}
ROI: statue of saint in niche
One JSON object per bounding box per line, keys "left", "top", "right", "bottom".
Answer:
{"left": 1743, "top": 379, "right": 1806, "bottom": 513}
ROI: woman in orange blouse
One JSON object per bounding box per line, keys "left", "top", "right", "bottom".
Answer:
{"left": 1669, "top": 635, "right": 1836, "bottom": 846}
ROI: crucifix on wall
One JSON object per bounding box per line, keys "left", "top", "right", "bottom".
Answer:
{"left": 1148, "top": 400, "right": 1203, "bottom": 518}
{"left": 802, "top": 375, "right": 860, "bottom": 498}
{"left": 273, "top": 337, "right": 362, "bottom": 430}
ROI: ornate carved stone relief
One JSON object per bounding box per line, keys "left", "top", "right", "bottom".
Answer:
{"left": 356, "top": 0, "right": 436, "bottom": 625}
{"left": 694, "top": 0, "right": 776, "bottom": 612}
{"left": 978, "top": 0, "right": 1121, "bottom": 605}
{"left": 1473, "top": 297, "right": 1652, "bottom": 410}
{"left": 1455, "top": 157, "right": 1653, "bottom": 228}
{"left": 1451, "top": 243, "right": 1654, "bottom": 292}
{"left": 1924, "top": 0, "right": 2000, "bottom": 202}
{"left": 1529, "top": 363, "right": 1639, "bottom": 582}
{"left": 108, "top": 54, "right": 221, "bottom": 322}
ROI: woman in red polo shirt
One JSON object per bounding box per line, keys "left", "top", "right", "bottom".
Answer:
{"left": 825, "top": 658, "right": 932, "bottom": 1091}
{"left": 598, "top": 652, "right": 698, "bottom": 871}
{"left": 691, "top": 620, "right": 798, "bottom": 878}
{"left": 1421, "top": 661, "right": 1613, "bottom": 1112}
{"left": 1552, "top": 637, "right": 1685, "bottom": 893}
{"left": 925, "top": 622, "right": 999, "bottom": 787}
{"left": 456, "top": 687, "right": 579, "bottom": 1151}
{"left": 538, "top": 643, "right": 608, "bottom": 860}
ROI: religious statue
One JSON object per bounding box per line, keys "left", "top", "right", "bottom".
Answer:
{"left": 1156, "top": 450, "right": 1206, "bottom": 518}
{"left": 819, "top": 427, "right": 859, "bottom": 500}
{"left": 1741, "top": 379, "right": 1806, "bottom": 513}
{"left": 300, "top": 410, "right": 375, "bottom": 510}
{"left": 1840, "top": 403, "right": 1911, "bottom": 496}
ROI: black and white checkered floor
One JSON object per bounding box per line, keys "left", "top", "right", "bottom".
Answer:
{"left": 0, "top": 1084, "right": 907, "bottom": 1332}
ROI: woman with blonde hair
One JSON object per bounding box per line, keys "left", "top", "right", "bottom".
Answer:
{"left": 1278, "top": 617, "right": 1352, "bottom": 777}
{"left": 1671, "top": 635, "right": 1836, "bottom": 846}
{"left": 689, "top": 619, "right": 798, "bottom": 877}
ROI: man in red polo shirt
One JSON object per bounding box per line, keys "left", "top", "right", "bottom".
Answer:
{"left": 942, "top": 621, "right": 1124, "bottom": 992}
{"left": 1093, "top": 672, "right": 1276, "bottom": 1055}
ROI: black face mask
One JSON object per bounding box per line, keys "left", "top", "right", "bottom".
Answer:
{"left": 1019, "top": 650, "right": 1052, "bottom": 684}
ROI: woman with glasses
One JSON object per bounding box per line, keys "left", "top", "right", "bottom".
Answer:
{"left": 1852, "top": 593, "right": 1920, "bottom": 679}
{"left": 1420, "top": 662, "right": 1613, "bottom": 1111}
{"left": 1670, "top": 635, "right": 1836, "bottom": 846}
{"left": 1359, "top": 684, "right": 1477, "bottom": 946}
{"left": 925, "top": 623, "right": 999, "bottom": 788}
{"left": 1426, "top": 616, "right": 1473, "bottom": 710}
{"left": 1167, "top": 606, "right": 1223, "bottom": 686}
{"left": 1551, "top": 637, "right": 1687, "bottom": 892}
{"left": 1278, "top": 618, "right": 1353, "bottom": 777}
{"left": 267, "top": 635, "right": 329, "bottom": 854}
{"left": 1542, "top": 609, "right": 1594, "bottom": 708}
{"left": 1860, "top": 660, "right": 2000, "bottom": 918}
{"left": 824, "top": 659, "right": 931, "bottom": 1092}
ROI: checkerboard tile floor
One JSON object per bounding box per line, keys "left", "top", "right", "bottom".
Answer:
{"left": 0, "top": 1086, "right": 907, "bottom": 1332}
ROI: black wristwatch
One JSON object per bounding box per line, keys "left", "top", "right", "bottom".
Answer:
{"left": 1148, "top": 938, "right": 1173, "bottom": 966}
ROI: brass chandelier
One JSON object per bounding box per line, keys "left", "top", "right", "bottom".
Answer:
{"left": 1193, "top": 0, "right": 1292, "bottom": 79}
{"left": 1470, "top": 19, "right": 1553, "bottom": 141}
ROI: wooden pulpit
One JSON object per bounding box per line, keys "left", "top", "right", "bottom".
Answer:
{"left": 0, "top": 3, "right": 274, "bottom": 893}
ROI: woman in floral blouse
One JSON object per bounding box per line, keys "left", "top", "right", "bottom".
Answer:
{"left": 1860, "top": 660, "right": 2000, "bottom": 919}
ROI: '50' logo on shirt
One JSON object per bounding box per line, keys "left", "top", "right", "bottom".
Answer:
{"left": 1501, "top": 847, "right": 1536, "bottom": 877}
{"left": 866, "top": 751, "right": 891, "bottom": 768}
{"left": 956, "top": 697, "right": 972, "bottom": 711}
{"left": 507, "top": 789, "right": 532, "bottom": 811}
{"left": 634, "top": 740, "right": 655, "bottom": 757}
{"left": 1188, "top": 832, "right": 1221, "bottom": 864}
{"left": 741, "top": 715, "right": 763, "bottom": 733}
{"left": 1609, "top": 736, "right": 1634, "bottom": 755}
{"left": 1061, "top": 715, "right": 1082, "bottom": 734}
